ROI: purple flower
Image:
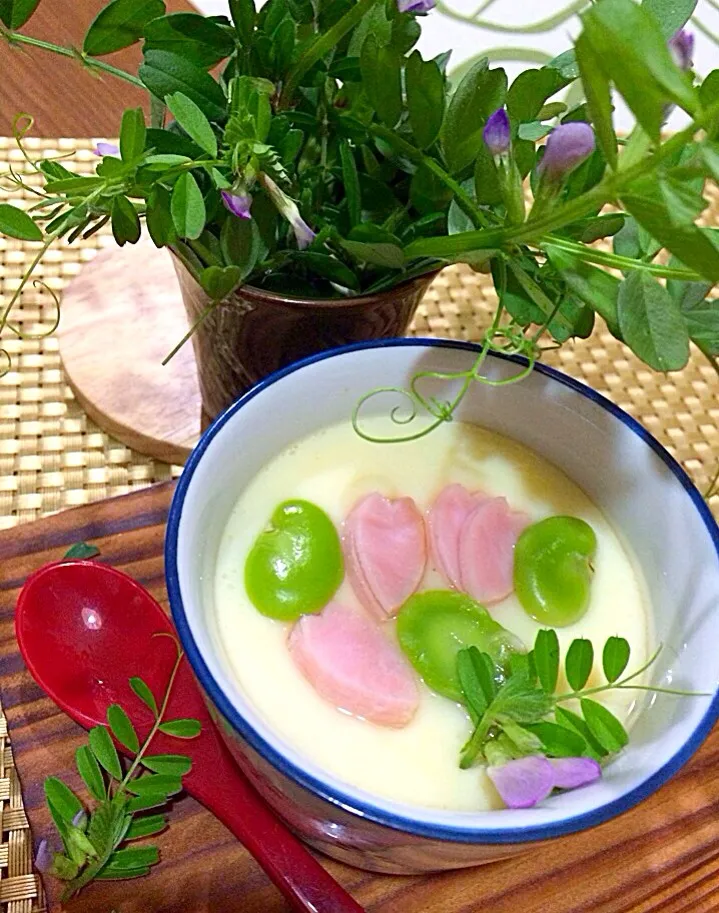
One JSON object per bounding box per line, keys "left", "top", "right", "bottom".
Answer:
{"left": 260, "top": 173, "right": 316, "bottom": 250}
{"left": 34, "top": 839, "right": 54, "bottom": 874}
{"left": 538, "top": 122, "right": 596, "bottom": 182}
{"left": 668, "top": 29, "right": 694, "bottom": 71}
{"left": 488, "top": 755, "right": 603, "bottom": 809}
{"left": 483, "top": 108, "right": 511, "bottom": 157}
{"left": 71, "top": 809, "right": 87, "bottom": 830}
{"left": 221, "top": 189, "right": 253, "bottom": 220}
{"left": 397, "top": 0, "right": 435, "bottom": 12}
{"left": 550, "top": 757, "right": 602, "bottom": 790}
{"left": 94, "top": 142, "right": 119, "bottom": 157}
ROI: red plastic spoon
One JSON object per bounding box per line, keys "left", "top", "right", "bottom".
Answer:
{"left": 15, "top": 560, "right": 364, "bottom": 913}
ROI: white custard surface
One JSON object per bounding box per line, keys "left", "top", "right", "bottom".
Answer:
{"left": 213, "top": 418, "right": 651, "bottom": 812}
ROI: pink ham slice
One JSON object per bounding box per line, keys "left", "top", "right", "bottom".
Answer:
{"left": 342, "top": 493, "right": 426, "bottom": 619}
{"left": 427, "top": 483, "right": 489, "bottom": 588}
{"left": 288, "top": 601, "right": 420, "bottom": 727}
{"left": 458, "top": 497, "right": 531, "bottom": 604}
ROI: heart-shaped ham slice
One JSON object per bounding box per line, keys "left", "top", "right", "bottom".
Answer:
{"left": 288, "top": 601, "right": 419, "bottom": 727}
{"left": 342, "top": 493, "right": 426, "bottom": 618}
{"left": 459, "top": 497, "right": 530, "bottom": 604}
{"left": 427, "top": 483, "right": 489, "bottom": 588}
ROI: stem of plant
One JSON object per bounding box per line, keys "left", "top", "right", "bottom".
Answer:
{"left": 2, "top": 30, "right": 144, "bottom": 88}
{"left": 539, "top": 235, "right": 706, "bottom": 281}
{"left": 369, "top": 123, "right": 489, "bottom": 228}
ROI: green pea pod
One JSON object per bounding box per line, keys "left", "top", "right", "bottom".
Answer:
{"left": 245, "top": 499, "right": 343, "bottom": 621}
{"left": 396, "top": 590, "right": 524, "bottom": 702}
{"left": 514, "top": 516, "right": 597, "bottom": 627}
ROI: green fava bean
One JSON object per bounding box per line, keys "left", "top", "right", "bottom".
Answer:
{"left": 245, "top": 499, "right": 343, "bottom": 621}
{"left": 514, "top": 516, "right": 597, "bottom": 627}
{"left": 396, "top": 590, "right": 523, "bottom": 702}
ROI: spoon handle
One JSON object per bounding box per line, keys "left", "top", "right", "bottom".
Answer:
{"left": 190, "top": 747, "right": 365, "bottom": 913}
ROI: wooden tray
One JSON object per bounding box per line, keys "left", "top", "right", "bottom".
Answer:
{"left": 3, "top": 483, "right": 719, "bottom": 912}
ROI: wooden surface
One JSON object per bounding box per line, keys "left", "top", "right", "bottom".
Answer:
{"left": 0, "top": 0, "right": 195, "bottom": 137}
{"left": 58, "top": 240, "right": 201, "bottom": 463}
{"left": 2, "top": 484, "right": 719, "bottom": 912}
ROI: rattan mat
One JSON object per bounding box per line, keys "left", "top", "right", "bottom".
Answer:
{"left": 0, "top": 137, "right": 717, "bottom": 912}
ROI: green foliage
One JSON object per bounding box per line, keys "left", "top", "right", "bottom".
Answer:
{"left": 41, "top": 651, "right": 199, "bottom": 901}
{"left": 63, "top": 542, "right": 100, "bottom": 559}
{"left": 83, "top": 0, "right": 166, "bottom": 56}
{"left": 0, "top": 0, "right": 717, "bottom": 392}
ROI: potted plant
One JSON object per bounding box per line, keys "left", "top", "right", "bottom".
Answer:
{"left": 0, "top": 0, "right": 717, "bottom": 435}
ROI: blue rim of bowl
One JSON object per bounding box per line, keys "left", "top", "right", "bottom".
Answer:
{"left": 166, "top": 337, "right": 719, "bottom": 844}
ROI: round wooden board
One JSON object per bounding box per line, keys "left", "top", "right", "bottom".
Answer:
{"left": 58, "top": 239, "right": 201, "bottom": 464}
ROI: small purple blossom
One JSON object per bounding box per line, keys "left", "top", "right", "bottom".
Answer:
{"left": 488, "top": 755, "right": 603, "bottom": 809}
{"left": 94, "top": 142, "right": 119, "bottom": 157}
{"left": 668, "top": 29, "right": 694, "bottom": 71}
{"left": 397, "top": 0, "right": 436, "bottom": 12}
{"left": 483, "top": 108, "right": 511, "bottom": 157}
{"left": 261, "top": 173, "right": 316, "bottom": 250}
{"left": 34, "top": 839, "right": 54, "bottom": 874}
{"left": 538, "top": 122, "right": 596, "bottom": 182}
{"left": 549, "top": 757, "right": 602, "bottom": 790}
{"left": 71, "top": 809, "right": 87, "bottom": 830}
{"left": 221, "top": 189, "right": 253, "bottom": 220}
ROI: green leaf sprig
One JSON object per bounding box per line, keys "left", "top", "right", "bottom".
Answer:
{"left": 456, "top": 630, "right": 702, "bottom": 770}
{"left": 40, "top": 637, "right": 200, "bottom": 900}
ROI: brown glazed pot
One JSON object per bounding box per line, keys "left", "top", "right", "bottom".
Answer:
{"left": 172, "top": 257, "right": 439, "bottom": 426}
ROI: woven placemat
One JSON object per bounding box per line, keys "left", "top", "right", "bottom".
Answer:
{"left": 0, "top": 137, "right": 717, "bottom": 913}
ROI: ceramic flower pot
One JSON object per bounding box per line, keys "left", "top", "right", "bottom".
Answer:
{"left": 172, "top": 257, "right": 439, "bottom": 426}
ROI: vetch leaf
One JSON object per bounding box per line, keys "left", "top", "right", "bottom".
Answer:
{"left": 166, "top": 92, "right": 217, "bottom": 157}
{"left": 575, "top": 32, "right": 617, "bottom": 170}
{"left": 507, "top": 67, "right": 567, "bottom": 124}
{"left": 0, "top": 0, "right": 41, "bottom": 28}
{"left": 144, "top": 13, "right": 235, "bottom": 69}
{"left": 544, "top": 243, "right": 621, "bottom": 337}
{"left": 142, "top": 754, "right": 192, "bottom": 777}
{"left": 341, "top": 240, "right": 404, "bottom": 269}
{"left": 523, "top": 721, "right": 588, "bottom": 758}
{"left": 63, "top": 542, "right": 100, "bottom": 559}
{"left": 339, "top": 140, "right": 361, "bottom": 228}
{"left": 158, "top": 718, "right": 201, "bottom": 738}
{"left": 565, "top": 638, "right": 594, "bottom": 692}
{"left": 229, "top": 0, "right": 255, "bottom": 45}
{"left": 103, "top": 845, "right": 159, "bottom": 871}
{"left": 580, "top": 698, "right": 629, "bottom": 753}
{"left": 0, "top": 204, "right": 43, "bottom": 242}
{"left": 579, "top": 0, "right": 698, "bottom": 140}
{"left": 139, "top": 50, "right": 227, "bottom": 122}
{"left": 199, "top": 265, "right": 243, "bottom": 299}
{"left": 124, "top": 814, "right": 167, "bottom": 840}
{"left": 533, "top": 629, "right": 560, "bottom": 694}
{"left": 111, "top": 196, "right": 141, "bottom": 247}
{"left": 641, "top": 0, "right": 697, "bottom": 38}
{"left": 684, "top": 301, "right": 719, "bottom": 354}
{"left": 457, "top": 648, "right": 489, "bottom": 724}
{"left": 96, "top": 865, "right": 151, "bottom": 880}
{"left": 126, "top": 793, "right": 169, "bottom": 813}
{"left": 88, "top": 726, "right": 123, "bottom": 781}
{"left": 360, "top": 35, "right": 402, "bottom": 129}
{"left": 125, "top": 774, "right": 183, "bottom": 797}
{"left": 554, "top": 705, "right": 608, "bottom": 760}
{"left": 146, "top": 185, "right": 176, "bottom": 248}
{"left": 84, "top": 0, "right": 166, "bottom": 56}
{"left": 441, "top": 58, "right": 507, "bottom": 174}
{"left": 75, "top": 746, "right": 106, "bottom": 802}
{"left": 107, "top": 705, "right": 140, "bottom": 754}
{"left": 499, "top": 719, "right": 543, "bottom": 755}
{"left": 602, "top": 636, "right": 631, "bottom": 683}
{"left": 220, "top": 216, "right": 262, "bottom": 278}
{"left": 171, "top": 172, "right": 206, "bottom": 240}
{"left": 44, "top": 777, "right": 84, "bottom": 825}
{"left": 130, "top": 677, "right": 158, "bottom": 717}
{"left": 406, "top": 51, "right": 445, "bottom": 150}
{"left": 618, "top": 270, "right": 690, "bottom": 371}
{"left": 119, "top": 107, "right": 146, "bottom": 164}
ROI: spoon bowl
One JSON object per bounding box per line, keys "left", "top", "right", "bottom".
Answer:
{"left": 16, "top": 559, "right": 364, "bottom": 913}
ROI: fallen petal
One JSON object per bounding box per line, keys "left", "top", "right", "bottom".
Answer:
{"left": 289, "top": 601, "right": 419, "bottom": 727}
{"left": 34, "top": 839, "right": 53, "bottom": 873}
{"left": 550, "top": 756, "right": 602, "bottom": 790}
{"left": 487, "top": 756, "right": 555, "bottom": 809}
{"left": 94, "top": 142, "right": 119, "bottom": 157}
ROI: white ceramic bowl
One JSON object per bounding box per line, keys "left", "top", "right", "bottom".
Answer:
{"left": 166, "top": 339, "right": 719, "bottom": 874}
